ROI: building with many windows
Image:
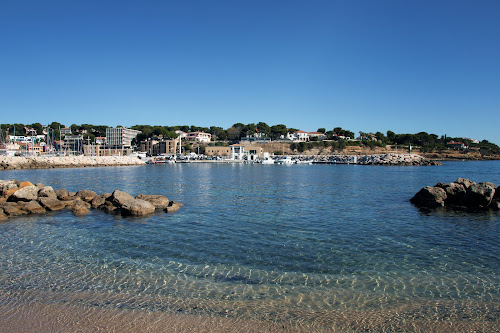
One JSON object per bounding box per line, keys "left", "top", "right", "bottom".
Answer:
{"left": 105, "top": 127, "right": 141, "bottom": 149}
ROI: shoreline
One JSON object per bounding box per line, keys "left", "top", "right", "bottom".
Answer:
{"left": 3, "top": 153, "right": 497, "bottom": 171}
{"left": 0, "top": 156, "right": 145, "bottom": 171}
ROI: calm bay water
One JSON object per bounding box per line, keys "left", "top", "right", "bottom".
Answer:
{"left": 0, "top": 161, "right": 499, "bottom": 330}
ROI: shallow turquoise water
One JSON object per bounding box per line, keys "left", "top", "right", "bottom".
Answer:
{"left": 0, "top": 161, "right": 499, "bottom": 327}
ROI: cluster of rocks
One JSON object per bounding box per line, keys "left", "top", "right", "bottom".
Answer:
{"left": 0, "top": 156, "right": 145, "bottom": 170}
{"left": 307, "top": 154, "right": 440, "bottom": 166}
{"left": 410, "top": 178, "right": 499, "bottom": 211}
{"left": 0, "top": 179, "right": 182, "bottom": 222}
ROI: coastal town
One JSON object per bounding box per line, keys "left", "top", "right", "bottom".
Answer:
{"left": 0, "top": 122, "right": 498, "bottom": 168}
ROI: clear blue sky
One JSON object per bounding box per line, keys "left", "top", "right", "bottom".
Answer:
{"left": 1, "top": 0, "right": 499, "bottom": 143}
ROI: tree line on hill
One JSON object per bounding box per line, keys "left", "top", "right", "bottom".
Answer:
{"left": 1, "top": 122, "right": 498, "bottom": 155}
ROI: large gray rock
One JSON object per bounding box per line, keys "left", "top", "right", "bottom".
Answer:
{"left": 410, "top": 186, "right": 447, "bottom": 208}
{"left": 24, "top": 200, "right": 46, "bottom": 214}
{"left": 121, "top": 199, "right": 155, "bottom": 216}
{"left": 455, "top": 178, "right": 475, "bottom": 189}
{"left": 135, "top": 194, "right": 169, "bottom": 209}
{"left": 100, "top": 201, "right": 120, "bottom": 215}
{"left": 70, "top": 200, "right": 91, "bottom": 216}
{"left": 3, "top": 204, "right": 28, "bottom": 216}
{"left": 165, "top": 201, "right": 183, "bottom": 213}
{"left": 91, "top": 193, "right": 111, "bottom": 208}
{"left": 436, "top": 182, "right": 466, "bottom": 206}
{"left": 55, "top": 188, "right": 68, "bottom": 199}
{"left": 38, "top": 197, "right": 66, "bottom": 211}
{"left": 76, "top": 190, "right": 98, "bottom": 202}
{"left": 111, "top": 190, "right": 135, "bottom": 207}
{"left": 465, "top": 182, "right": 496, "bottom": 209}
{"left": 10, "top": 185, "right": 39, "bottom": 202}
{"left": 38, "top": 186, "right": 57, "bottom": 198}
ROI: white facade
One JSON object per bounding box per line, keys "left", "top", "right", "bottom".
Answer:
{"left": 105, "top": 127, "right": 142, "bottom": 148}
{"left": 186, "top": 132, "right": 211, "bottom": 143}
{"left": 230, "top": 144, "right": 245, "bottom": 160}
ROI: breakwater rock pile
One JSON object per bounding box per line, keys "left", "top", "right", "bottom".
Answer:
{"left": 0, "top": 156, "right": 145, "bottom": 170}
{"left": 410, "top": 178, "right": 500, "bottom": 211}
{"left": 308, "top": 153, "right": 441, "bottom": 166}
{"left": 0, "top": 179, "right": 182, "bottom": 222}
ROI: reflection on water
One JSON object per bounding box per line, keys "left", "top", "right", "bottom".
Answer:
{"left": 0, "top": 162, "right": 499, "bottom": 330}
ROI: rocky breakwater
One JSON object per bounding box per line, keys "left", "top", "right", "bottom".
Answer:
{"left": 0, "top": 156, "right": 146, "bottom": 170}
{"left": 311, "top": 153, "right": 441, "bottom": 165}
{"left": 410, "top": 178, "right": 500, "bottom": 211}
{"left": 0, "top": 179, "right": 182, "bottom": 222}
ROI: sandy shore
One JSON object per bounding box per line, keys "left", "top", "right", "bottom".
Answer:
{"left": 0, "top": 156, "right": 145, "bottom": 170}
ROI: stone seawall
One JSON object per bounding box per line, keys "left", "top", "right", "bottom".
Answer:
{"left": 0, "top": 156, "right": 145, "bottom": 170}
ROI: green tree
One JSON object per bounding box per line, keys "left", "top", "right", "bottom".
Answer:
{"left": 270, "top": 124, "right": 287, "bottom": 140}
{"left": 317, "top": 128, "right": 325, "bottom": 133}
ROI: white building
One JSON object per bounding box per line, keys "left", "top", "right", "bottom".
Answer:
{"left": 230, "top": 144, "right": 245, "bottom": 160}
{"left": 186, "top": 131, "right": 211, "bottom": 143}
{"left": 282, "top": 130, "right": 310, "bottom": 142}
{"left": 105, "top": 127, "right": 141, "bottom": 149}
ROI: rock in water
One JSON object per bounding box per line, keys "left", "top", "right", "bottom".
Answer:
{"left": 135, "top": 194, "right": 169, "bottom": 209}
{"left": 38, "top": 186, "right": 57, "bottom": 198}
{"left": 121, "top": 199, "right": 155, "bottom": 216}
{"left": 71, "top": 200, "right": 91, "bottom": 216}
{"left": 465, "top": 182, "right": 496, "bottom": 209}
{"left": 165, "top": 201, "right": 183, "bottom": 213}
{"left": 76, "top": 190, "right": 98, "bottom": 202}
{"left": 55, "top": 188, "right": 68, "bottom": 199}
{"left": 38, "top": 197, "right": 66, "bottom": 211}
{"left": 111, "top": 190, "right": 135, "bottom": 207}
{"left": 410, "top": 186, "right": 447, "bottom": 208}
{"left": 24, "top": 201, "right": 46, "bottom": 214}
{"left": 10, "top": 185, "right": 39, "bottom": 202}
{"left": 435, "top": 182, "right": 466, "bottom": 206}
{"left": 91, "top": 193, "right": 111, "bottom": 208}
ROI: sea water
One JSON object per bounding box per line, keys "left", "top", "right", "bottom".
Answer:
{"left": 0, "top": 161, "right": 499, "bottom": 330}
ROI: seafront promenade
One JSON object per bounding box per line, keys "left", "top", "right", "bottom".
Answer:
{"left": 0, "top": 153, "right": 441, "bottom": 170}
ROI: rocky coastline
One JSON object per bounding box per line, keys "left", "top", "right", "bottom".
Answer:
{"left": 0, "top": 156, "right": 145, "bottom": 170}
{"left": 302, "top": 153, "right": 441, "bottom": 165}
{"left": 0, "top": 179, "right": 182, "bottom": 222}
{"left": 410, "top": 178, "right": 499, "bottom": 211}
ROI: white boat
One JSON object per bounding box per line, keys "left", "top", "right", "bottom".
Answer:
{"left": 260, "top": 157, "right": 275, "bottom": 164}
{"left": 276, "top": 156, "right": 295, "bottom": 165}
